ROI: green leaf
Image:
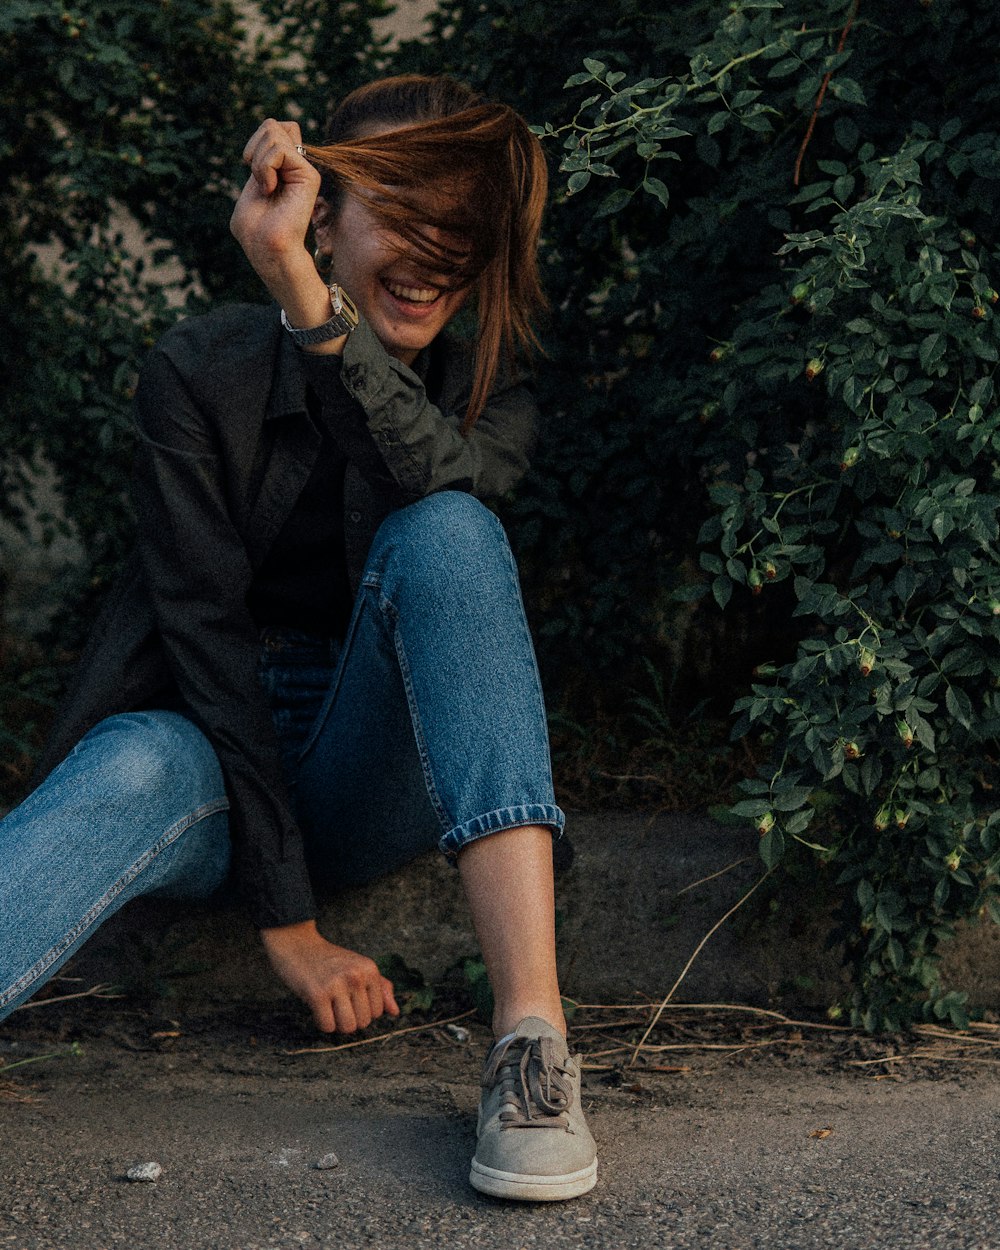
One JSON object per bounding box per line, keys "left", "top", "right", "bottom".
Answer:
{"left": 712, "top": 576, "right": 732, "bottom": 611}
{"left": 919, "top": 332, "right": 945, "bottom": 373}
{"left": 642, "top": 176, "right": 669, "bottom": 210}
{"left": 759, "top": 827, "right": 785, "bottom": 869}
{"left": 594, "top": 187, "right": 634, "bottom": 218}
{"left": 830, "top": 77, "right": 866, "bottom": 106}
{"left": 768, "top": 57, "right": 801, "bottom": 79}
{"left": 772, "top": 785, "right": 814, "bottom": 812}
{"left": 945, "top": 685, "right": 974, "bottom": 729}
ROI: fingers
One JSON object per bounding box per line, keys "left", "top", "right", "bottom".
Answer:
{"left": 242, "top": 118, "right": 312, "bottom": 197}
{"left": 261, "top": 927, "right": 397, "bottom": 1037}
{"left": 382, "top": 977, "right": 401, "bottom": 1017}
{"left": 312, "top": 962, "right": 394, "bottom": 1035}
{"left": 310, "top": 994, "right": 337, "bottom": 1034}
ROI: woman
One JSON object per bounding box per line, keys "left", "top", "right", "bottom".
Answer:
{"left": 0, "top": 75, "right": 596, "bottom": 1201}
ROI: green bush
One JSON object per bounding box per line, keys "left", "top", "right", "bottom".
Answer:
{"left": 397, "top": 0, "right": 1000, "bottom": 1028}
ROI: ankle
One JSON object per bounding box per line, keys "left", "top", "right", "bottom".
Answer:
{"left": 492, "top": 1001, "right": 567, "bottom": 1040}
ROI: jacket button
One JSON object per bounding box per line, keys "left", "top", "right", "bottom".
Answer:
{"left": 347, "top": 364, "right": 367, "bottom": 387}
{"left": 379, "top": 429, "right": 396, "bottom": 446}
{"left": 348, "top": 510, "right": 362, "bottom": 524}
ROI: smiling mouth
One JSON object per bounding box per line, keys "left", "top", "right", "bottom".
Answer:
{"left": 382, "top": 277, "right": 441, "bottom": 305}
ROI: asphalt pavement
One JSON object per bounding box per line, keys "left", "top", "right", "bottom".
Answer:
{"left": 2, "top": 1010, "right": 998, "bottom": 1250}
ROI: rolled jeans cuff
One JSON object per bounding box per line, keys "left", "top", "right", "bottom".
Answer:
{"left": 439, "top": 803, "right": 566, "bottom": 860}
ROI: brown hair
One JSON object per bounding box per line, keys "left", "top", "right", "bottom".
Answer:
{"left": 299, "top": 75, "right": 547, "bottom": 430}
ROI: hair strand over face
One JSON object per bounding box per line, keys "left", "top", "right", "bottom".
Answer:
{"left": 300, "top": 75, "right": 548, "bottom": 431}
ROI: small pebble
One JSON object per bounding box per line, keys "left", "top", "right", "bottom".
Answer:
{"left": 313, "top": 1152, "right": 340, "bottom": 1170}
{"left": 125, "top": 1162, "right": 162, "bottom": 1183}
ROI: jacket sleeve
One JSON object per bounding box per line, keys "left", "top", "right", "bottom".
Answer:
{"left": 131, "top": 344, "right": 316, "bottom": 931}
{"left": 297, "top": 319, "right": 538, "bottom": 502}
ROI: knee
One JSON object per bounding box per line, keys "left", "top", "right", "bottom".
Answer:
{"left": 372, "top": 492, "right": 513, "bottom": 594}
{"left": 77, "top": 712, "right": 224, "bottom": 806}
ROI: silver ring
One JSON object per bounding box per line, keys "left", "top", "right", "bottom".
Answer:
{"left": 295, "top": 144, "right": 307, "bottom": 157}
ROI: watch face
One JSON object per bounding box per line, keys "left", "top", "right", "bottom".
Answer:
{"left": 331, "top": 283, "right": 359, "bottom": 328}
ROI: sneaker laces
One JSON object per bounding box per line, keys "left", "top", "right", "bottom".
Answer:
{"left": 482, "top": 1035, "right": 575, "bottom": 1130}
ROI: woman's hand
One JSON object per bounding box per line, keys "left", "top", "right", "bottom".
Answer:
{"left": 230, "top": 120, "right": 335, "bottom": 338}
{"left": 260, "top": 919, "right": 400, "bottom": 1033}
{"left": 231, "top": 119, "right": 318, "bottom": 268}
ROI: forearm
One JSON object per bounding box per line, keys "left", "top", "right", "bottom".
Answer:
{"left": 230, "top": 117, "right": 344, "bottom": 357}
{"left": 299, "top": 323, "right": 537, "bottom": 500}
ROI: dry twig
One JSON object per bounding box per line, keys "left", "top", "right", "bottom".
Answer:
{"left": 284, "top": 1009, "right": 477, "bottom": 1056}
{"left": 627, "top": 869, "right": 775, "bottom": 1066}
{"left": 13, "top": 982, "right": 124, "bottom": 1010}
{"left": 676, "top": 856, "right": 755, "bottom": 896}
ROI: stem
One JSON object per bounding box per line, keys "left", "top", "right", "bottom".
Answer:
{"left": 793, "top": 0, "right": 862, "bottom": 186}
{"left": 548, "top": 24, "right": 852, "bottom": 146}
{"left": 627, "top": 868, "right": 775, "bottom": 1066}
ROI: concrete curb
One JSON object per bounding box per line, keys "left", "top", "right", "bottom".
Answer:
{"left": 41, "top": 811, "right": 1000, "bottom": 1016}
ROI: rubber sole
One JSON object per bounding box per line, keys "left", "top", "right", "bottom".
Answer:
{"left": 469, "top": 1158, "right": 597, "bottom": 1202}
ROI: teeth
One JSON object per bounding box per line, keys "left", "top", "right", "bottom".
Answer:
{"left": 385, "top": 280, "right": 439, "bottom": 303}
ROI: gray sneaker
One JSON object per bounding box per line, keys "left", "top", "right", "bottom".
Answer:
{"left": 470, "top": 1016, "right": 597, "bottom": 1201}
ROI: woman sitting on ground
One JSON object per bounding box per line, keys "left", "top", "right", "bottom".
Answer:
{"left": 0, "top": 74, "right": 596, "bottom": 1202}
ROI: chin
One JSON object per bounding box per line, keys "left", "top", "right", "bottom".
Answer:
{"left": 382, "top": 326, "right": 442, "bottom": 361}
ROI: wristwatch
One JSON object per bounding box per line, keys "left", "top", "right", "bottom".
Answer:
{"left": 281, "top": 282, "right": 359, "bottom": 346}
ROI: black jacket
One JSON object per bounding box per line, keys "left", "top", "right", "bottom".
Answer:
{"left": 33, "top": 303, "right": 538, "bottom": 928}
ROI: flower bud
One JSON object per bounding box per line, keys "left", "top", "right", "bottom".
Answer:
{"left": 858, "top": 647, "right": 875, "bottom": 677}
{"left": 873, "top": 807, "right": 890, "bottom": 832}
{"left": 843, "top": 741, "right": 862, "bottom": 760}
{"left": 804, "top": 358, "right": 824, "bottom": 382}
{"left": 756, "top": 812, "right": 775, "bottom": 836}
{"left": 896, "top": 720, "right": 914, "bottom": 749}
{"left": 839, "top": 447, "right": 860, "bottom": 471}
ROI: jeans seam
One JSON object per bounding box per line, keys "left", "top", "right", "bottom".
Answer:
{"left": 382, "top": 592, "right": 454, "bottom": 833}
{"left": 0, "top": 797, "right": 229, "bottom": 1011}
{"left": 497, "top": 534, "right": 559, "bottom": 800}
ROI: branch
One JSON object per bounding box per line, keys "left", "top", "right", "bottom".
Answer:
{"left": 794, "top": 0, "right": 862, "bottom": 186}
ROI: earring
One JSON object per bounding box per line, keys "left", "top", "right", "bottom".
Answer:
{"left": 313, "top": 246, "right": 333, "bottom": 277}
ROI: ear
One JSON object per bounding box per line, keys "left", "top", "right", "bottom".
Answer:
{"left": 311, "top": 197, "right": 336, "bottom": 248}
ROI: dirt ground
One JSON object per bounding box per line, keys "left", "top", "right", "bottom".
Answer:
{"left": 3, "top": 993, "right": 1000, "bottom": 1250}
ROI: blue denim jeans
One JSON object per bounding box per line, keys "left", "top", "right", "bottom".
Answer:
{"left": 0, "top": 493, "right": 564, "bottom": 1020}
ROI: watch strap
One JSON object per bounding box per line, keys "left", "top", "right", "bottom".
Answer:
{"left": 281, "top": 283, "right": 359, "bottom": 346}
